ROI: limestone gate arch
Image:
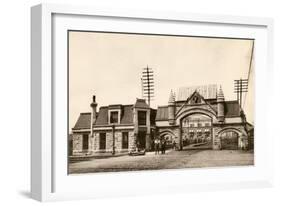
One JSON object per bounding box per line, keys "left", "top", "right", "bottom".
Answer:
{"left": 178, "top": 109, "right": 215, "bottom": 149}
{"left": 218, "top": 127, "right": 248, "bottom": 150}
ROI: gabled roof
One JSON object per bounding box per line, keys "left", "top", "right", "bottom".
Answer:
{"left": 72, "top": 105, "right": 134, "bottom": 130}
{"left": 155, "top": 100, "right": 241, "bottom": 121}
{"left": 72, "top": 112, "right": 92, "bottom": 130}
{"left": 95, "top": 105, "right": 134, "bottom": 126}
{"left": 155, "top": 106, "right": 168, "bottom": 121}
{"left": 72, "top": 99, "right": 153, "bottom": 130}
{"left": 186, "top": 90, "right": 206, "bottom": 105}
{"left": 224, "top": 101, "right": 240, "bottom": 117}
{"left": 177, "top": 85, "right": 217, "bottom": 101}
{"left": 175, "top": 90, "right": 217, "bottom": 116}
{"left": 134, "top": 98, "right": 150, "bottom": 109}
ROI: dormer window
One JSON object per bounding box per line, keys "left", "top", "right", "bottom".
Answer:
{"left": 108, "top": 105, "right": 122, "bottom": 125}
{"left": 109, "top": 111, "right": 119, "bottom": 124}
{"left": 138, "top": 111, "right": 147, "bottom": 126}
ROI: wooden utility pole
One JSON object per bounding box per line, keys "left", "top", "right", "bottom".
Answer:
{"left": 234, "top": 79, "right": 248, "bottom": 107}
{"left": 141, "top": 66, "right": 154, "bottom": 106}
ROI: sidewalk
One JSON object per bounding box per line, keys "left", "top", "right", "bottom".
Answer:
{"left": 70, "top": 149, "right": 174, "bottom": 162}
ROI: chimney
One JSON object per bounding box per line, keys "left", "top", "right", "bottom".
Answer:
{"left": 90, "top": 95, "right": 98, "bottom": 136}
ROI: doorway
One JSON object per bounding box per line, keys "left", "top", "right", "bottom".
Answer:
{"left": 137, "top": 131, "right": 146, "bottom": 149}
{"left": 221, "top": 131, "right": 239, "bottom": 150}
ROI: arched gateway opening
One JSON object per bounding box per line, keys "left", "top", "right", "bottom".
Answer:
{"left": 180, "top": 113, "right": 213, "bottom": 149}
{"left": 220, "top": 131, "right": 239, "bottom": 149}
{"left": 159, "top": 131, "right": 176, "bottom": 149}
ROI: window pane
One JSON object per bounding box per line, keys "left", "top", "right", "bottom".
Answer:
{"left": 110, "top": 111, "right": 118, "bottom": 124}
{"left": 138, "top": 111, "right": 147, "bottom": 125}
{"left": 122, "top": 132, "right": 129, "bottom": 149}
{"left": 82, "top": 134, "right": 89, "bottom": 150}
{"left": 99, "top": 133, "right": 106, "bottom": 149}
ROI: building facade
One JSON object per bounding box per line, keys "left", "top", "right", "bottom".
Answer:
{"left": 156, "top": 86, "right": 251, "bottom": 150}
{"left": 71, "top": 85, "right": 253, "bottom": 155}
{"left": 71, "top": 97, "right": 156, "bottom": 155}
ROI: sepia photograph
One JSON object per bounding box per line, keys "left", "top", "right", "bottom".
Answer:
{"left": 68, "top": 31, "right": 254, "bottom": 174}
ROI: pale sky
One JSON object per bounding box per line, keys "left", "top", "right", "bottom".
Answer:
{"left": 69, "top": 31, "right": 254, "bottom": 130}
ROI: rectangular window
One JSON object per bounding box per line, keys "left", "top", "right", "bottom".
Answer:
{"left": 189, "top": 132, "right": 194, "bottom": 138}
{"left": 82, "top": 134, "right": 89, "bottom": 150}
{"left": 122, "top": 132, "right": 129, "bottom": 149}
{"left": 138, "top": 111, "right": 147, "bottom": 125}
{"left": 189, "top": 123, "right": 194, "bottom": 127}
{"left": 205, "top": 122, "right": 210, "bottom": 127}
{"left": 99, "top": 133, "right": 106, "bottom": 149}
{"left": 198, "top": 123, "right": 202, "bottom": 127}
{"left": 110, "top": 111, "right": 119, "bottom": 124}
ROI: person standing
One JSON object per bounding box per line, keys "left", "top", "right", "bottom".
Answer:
{"left": 160, "top": 138, "right": 166, "bottom": 154}
{"left": 154, "top": 138, "right": 160, "bottom": 155}
{"left": 162, "top": 139, "right": 166, "bottom": 154}
{"left": 172, "top": 139, "right": 176, "bottom": 150}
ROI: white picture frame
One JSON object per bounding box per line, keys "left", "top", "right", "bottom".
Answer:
{"left": 31, "top": 3, "right": 274, "bottom": 202}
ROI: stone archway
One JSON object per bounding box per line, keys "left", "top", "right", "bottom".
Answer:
{"left": 218, "top": 127, "right": 247, "bottom": 150}
{"left": 159, "top": 130, "right": 176, "bottom": 141}
{"left": 156, "top": 130, "right": 176, "bottom": 150}
{"left": 176, "top": 107, "right": 217, "bottom": 125}
{"left": 177, "top": 108, "right": 215, "bottom": 150}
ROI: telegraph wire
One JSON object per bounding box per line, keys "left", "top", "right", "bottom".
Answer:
{"left": 242, "top": 41, "right": 254, "bottom": 110}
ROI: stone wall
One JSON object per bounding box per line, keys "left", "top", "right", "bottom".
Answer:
{"left": 128, "top": 131, "right": 136, "bottom": 151}
{"left": 212, "top": 127, "right": 221, "bottom": 150}
{"left": 72, "top": 132, "right": 90, "bottom": 155}
{"left": 91, "top": 130, "right": 135, "bottom": 153}
{"left": 212, "top": 125, "right": 249, "bottom": 150}
{"left": 92, "top": 133, "right": 99, "bottom": 151}
{"left": 157, "top": 124, "right": 249, "bottom": 150}
{"left": 72, "top": 133, "right": 82, "bottom": 155}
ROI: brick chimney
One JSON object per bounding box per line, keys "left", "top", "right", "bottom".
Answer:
{"left": 90, "top": 95, "right": 98, "bottom": 136}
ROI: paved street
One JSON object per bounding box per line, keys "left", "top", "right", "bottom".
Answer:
{"left": 69, "top": 149, "right": 254, "bottom": 174}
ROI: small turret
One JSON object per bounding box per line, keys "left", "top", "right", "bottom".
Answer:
{"left": 217, "top": 86, "right": 225, "bottom": 122}
{"left": 168, "top": 90, "right": 176, "bottom": 125}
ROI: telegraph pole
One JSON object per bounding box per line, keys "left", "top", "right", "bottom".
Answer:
{"left": 141, "top": 66, "right": 154, "bottom": 106}
{"left": 234, "top": 79, "right": 248, "bottom": 107}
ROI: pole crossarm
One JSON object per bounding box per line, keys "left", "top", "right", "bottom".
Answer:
{"left": 141, "top": 66, "right": 155, "bottom": 106}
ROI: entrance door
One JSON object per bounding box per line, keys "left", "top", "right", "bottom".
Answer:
{"left": 137, "top": 131, "right": 146, "bottom": 149}
{"left": 221, "top": 131, "right": 239, "bottom": 150}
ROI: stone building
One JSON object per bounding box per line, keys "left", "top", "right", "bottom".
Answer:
{"left": 155, "top": 85, "right": 251, "bottom": 150}
{"left": 71, "top": 85, "right": 253, "bottom": 155}
{"left": 71, "top": 96, "right": 156, "bottom": 155}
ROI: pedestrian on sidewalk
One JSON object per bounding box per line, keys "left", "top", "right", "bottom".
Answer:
{"left": 172, "top": 139, "right": 176, "bottom": 150}
{"left": 161, "top": 138, "right": 166, "bottom": 154}
{"left": 154, "top": 138, "right": 160, "bottom": 155}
